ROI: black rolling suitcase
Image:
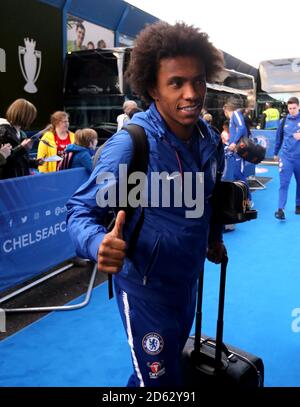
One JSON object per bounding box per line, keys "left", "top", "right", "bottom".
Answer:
{"left": 181, "top": 256, "right": 264, "bottom": 388}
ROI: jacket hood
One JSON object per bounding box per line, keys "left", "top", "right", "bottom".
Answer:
{"left": 65, "top": 144, "right": 89, "bottom": 153}
{"left": 129, "top": 103, "right": 165, "bottom": 138}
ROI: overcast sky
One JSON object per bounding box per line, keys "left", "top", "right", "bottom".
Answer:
{"left": 126, "top": 0, "right": 300, "bottom": 68}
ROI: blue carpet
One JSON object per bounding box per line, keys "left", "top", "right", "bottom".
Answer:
{"left": 0, "top": 283, "right": 131, "bottom": 387}
{"left": 202, "top": 166, "right": 300, "bottom": 387}
{"left": 0, "top": 165, "right": 299, "bottom": 387}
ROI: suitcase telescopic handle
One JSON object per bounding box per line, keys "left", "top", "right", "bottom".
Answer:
{"left": 215, "top": 255, "right": 228, "bottom": 370}
{"left": 194, "top": 255, "right": 229, "bottom": 368}
{"left": 194, "top": 267, "right": 204, "bottom": 354}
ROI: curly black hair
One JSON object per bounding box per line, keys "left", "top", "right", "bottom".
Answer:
{"left": 125, "top": 21, "right": 224, "bottom": 104}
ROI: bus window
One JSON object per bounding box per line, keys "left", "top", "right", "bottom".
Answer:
{"left": 64, "top": 48, "right": 131, "bottom": 141}
{"left": 257, "top": 58, "right": 300, "bottom": 120}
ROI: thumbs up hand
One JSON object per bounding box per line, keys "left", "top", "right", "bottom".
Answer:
{"left": 110, "top": 210, "right": 125, "bottom": 239}
{"left": 98, "top": 211, "right": 127, "bottom": 274}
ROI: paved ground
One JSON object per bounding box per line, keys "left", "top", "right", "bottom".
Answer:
{"left": 0, "top": 259, "right": 106, "bottom": 341}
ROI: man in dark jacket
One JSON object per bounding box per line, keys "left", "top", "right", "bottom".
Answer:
{"left": 67, "top": 21, "right": 227, "bottom": 387}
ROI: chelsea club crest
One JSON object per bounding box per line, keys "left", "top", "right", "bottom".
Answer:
{"left": 142, "top": 332, "right": 164, "bottom": 355}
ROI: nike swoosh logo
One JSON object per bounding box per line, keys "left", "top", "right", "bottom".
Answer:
{"left": 166, "top": 174, "right": 181, "bottom": 181}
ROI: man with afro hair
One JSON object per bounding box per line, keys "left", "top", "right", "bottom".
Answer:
{"left": 67, "top": 21, "right": 227, "bottom": 387}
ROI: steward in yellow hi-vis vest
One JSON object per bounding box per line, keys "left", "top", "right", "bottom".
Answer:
{"left": 262, "top": 103, "right": 280, "bottom": 129}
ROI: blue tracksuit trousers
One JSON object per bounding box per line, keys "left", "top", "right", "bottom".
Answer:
{"left": 278, "top": 155, "right": 300, "bottom": 209}
{"left": 115, "top": 284, "right": 196, "bottom": 387}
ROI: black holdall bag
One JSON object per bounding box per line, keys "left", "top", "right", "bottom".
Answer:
{"left": 211, "top": 180, "right": 257, "bottom": 224}
{"left": 236, "top": 136, "right": 266, "bottom": 164}
{"left": 181, "top": 256, "right": 264, "bottom": 388}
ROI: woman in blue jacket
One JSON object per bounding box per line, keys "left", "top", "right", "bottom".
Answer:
{"left": 67, "top": 21, "right": 227, "bottom": 387}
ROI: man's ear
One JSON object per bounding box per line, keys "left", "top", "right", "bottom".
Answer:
{"left": 148, "top": 87, "right": 158, "bottom": 101}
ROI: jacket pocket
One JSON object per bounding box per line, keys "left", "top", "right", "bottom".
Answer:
{"left": 142, "top": 235, "right": 160, "bottom": 286}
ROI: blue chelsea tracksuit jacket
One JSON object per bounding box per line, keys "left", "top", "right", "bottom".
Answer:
{"left": 67, "top": 103, "right": 224, "bottom": 386}
{"left": 274, "top": 112, "right": 300, "bottom": 209}
{"left": 223, "top": 110, "right": 249, "bottom": 187}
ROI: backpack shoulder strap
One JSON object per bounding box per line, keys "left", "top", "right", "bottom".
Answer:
{"left": 92, "top": 124, "right": 149, "bottom": 171}
{"left": 107, "top": 124, "right": 149, "bottom": 299}
{"left": 120, "top": 123, "right": 149, "bottom": 253}
{"left": 122, "top": 124, "right": 149, "bottom": 176}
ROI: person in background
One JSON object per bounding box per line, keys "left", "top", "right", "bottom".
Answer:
{"left": 202, "top": 112, "right": 213, "bottom": 124}
{"left": 67, "top": 22, "right": 87, "bottom": 52}
{"left": 67, "top": 20, "right": 226, "bottom": 387}
{"left": 274, "top": 96, "right": 300, "bottom": 220}
{"left": 220, "top": 117, "right": 235, "bottom": 232}
{"left": 37, "top": 111, "right": 75, "bottom": 173}
{"left": 202, "top": 112, "right": 220, "bottom": 136}
{"left": 0, "top": 143, "right": 12, "bottom": 178}
{"left": 64, "top": 128, "right": 98, "bottom": 173}
{"left": 116, "top": 100, "right": 138, "bottom": 131}
{"left": 221, "top": 120, "right": 230, "bottom": 145}
{"left": 261, "top": 102, "right": 280, "bottom": 130}
{"left": 97, "top": 39, "right": 107, "bottom": 49}
{"left": 127, "top": 107, "right": 143, "bottom": 120}
{"left": 0, "top": 143, "right": 12, "bottom": 166}
{"left": 0, "top": 98, "right": 41, "bottom": 179}
{"left": 87, "top": 41, "right": 95, "bottom": 50}
{"left": 242, "top": 107, "right": 253, "bottom": 135}
{"left": 223, "top": 101, "right": 250, "bottom": 189}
